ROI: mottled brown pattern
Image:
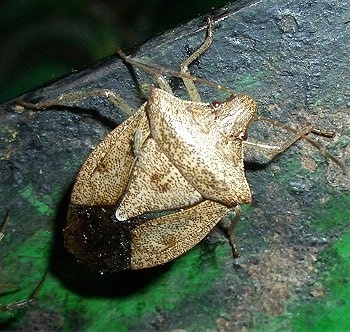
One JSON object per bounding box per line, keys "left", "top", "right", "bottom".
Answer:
{"left": 131, "top": 200, "right": 229, "bottom": 269}
{"left": 116, "top": 136, "right": 203, "bottom": 220}
{"left": 70, "top": 104, "right": 149, "bottom": 206}
{"left": 147, "top": 89, "right": 255, "bottom": 205}
{"left": 66, "top": 88, "right": 255, "bottom": 271}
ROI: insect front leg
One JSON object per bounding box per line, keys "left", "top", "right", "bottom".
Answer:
{"left": 243, "top": 123, "right": 314, "bottom": 156}
{"left": 17, "top": 88, "right": 135, "bottom": 116}
{"left": 246, "top": 116, "right": 346, "bottom": 173}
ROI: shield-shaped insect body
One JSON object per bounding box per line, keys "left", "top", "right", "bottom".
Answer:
{"left": 18, "top": 18, "right": 344, "bottom": 274}
{"left": 65, "top": 88, "right": 256, "bottom": 272}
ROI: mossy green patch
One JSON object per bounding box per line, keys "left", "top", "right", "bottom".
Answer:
{"left": 0, "top": 229, "right": 52, "bottom": 323}
{"left": 1, "top": 240, "right": 227, "bottom": 330}
{"left": 252, "top": 313, "right": 294, "bottom": 332}
{"left": 63, "top": 245, "right": 225, "bottom": 331}
{"left": 309, "top": 194, "right": 350, "bottom": 232}
{"left": 290, "top": 228, "right": 350, "bottom": 331}
{"left": 19, "top": 186, "right": 56, "bottom": 217}
{"left": 235, "top": 72, "right": 264, "bottom": 92}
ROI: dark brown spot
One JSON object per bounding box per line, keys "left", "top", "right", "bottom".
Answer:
{"left": 150, "top": 173, "right": 171, "bottom": 193}
{"left": 65, "top": 204, "right": 137, "bottom": 272}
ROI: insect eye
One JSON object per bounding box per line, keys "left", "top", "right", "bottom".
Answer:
{"left": 238, "top": 131, "right": 248, "bottom": 141}
{"left": 210, "top": 100, "right": 222, "bottom": 109}
{"left": 230, "top": 131, "right": 248, "bottom": 141}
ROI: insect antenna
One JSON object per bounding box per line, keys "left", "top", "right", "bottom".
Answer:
{"left": 117, "top": 49, "right": 236, "bottom": 96}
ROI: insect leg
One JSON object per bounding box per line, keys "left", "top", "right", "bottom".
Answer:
{"left": 0, "top": 210, "right": 9, "bottom": 242}
{"left": 0, "top": 273, "right": 46, "bottom": 312}
{"left": 226, "top": 205, "right": 241, "bottom": 258}
{"left": 0, "top": 211, "right": 45, "bottom": 312}
{"left": 244, "top": 123, "right": 314, "bottom": 154}
{"left": 180, "top": 17, "right": 214, "bottom": 102}
{"left": 17, "top": 88, "right": 135, "bottom": 116}
{"left": 117, "top": 17, "right": 226, "bottom": 101}
{"left": 116, "top": 49, "right": 235, "bottom": 96}
{"left": 154, "top": 76, "right": 174, "bottom": 94}
{"left": 246, "top": 116, "right": 346, "bottom": 173}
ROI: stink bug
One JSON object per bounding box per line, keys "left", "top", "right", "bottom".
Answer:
{"left": 17, "top": 18, "right": 345, "bottom": 273}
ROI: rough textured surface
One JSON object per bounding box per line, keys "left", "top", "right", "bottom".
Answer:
{"left": 0, "top": 0, "right": 349, "bottom": 330}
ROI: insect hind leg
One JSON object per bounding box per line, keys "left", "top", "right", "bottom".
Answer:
{"left": 0, "top": 211, "right": 45, "bottom": 312}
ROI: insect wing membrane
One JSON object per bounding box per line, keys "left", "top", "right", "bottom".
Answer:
{"left": 64, "top": 105, "right": 152, "bottom": 272}
{"left": 130, "top": 200, "right": 229, "bottom": 269}
{"left": 70, "top": 104, "right": 149, "bottom": 206}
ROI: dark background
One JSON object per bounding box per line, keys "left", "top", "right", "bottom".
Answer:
{"left": 0, "top": 0, "right": 230, "bottom": 103}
